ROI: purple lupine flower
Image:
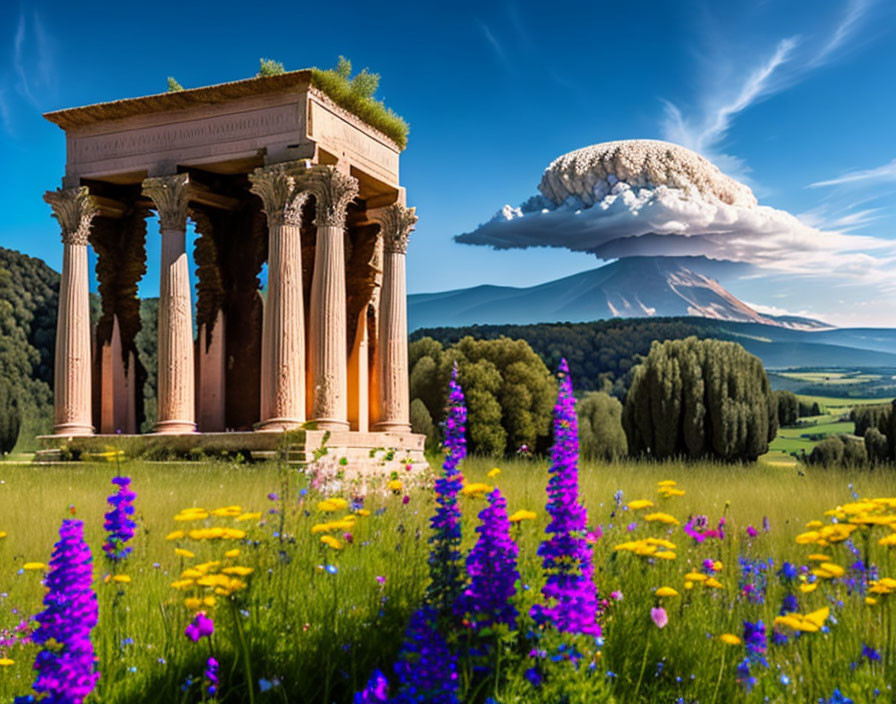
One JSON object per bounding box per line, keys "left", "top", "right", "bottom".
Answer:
{"left": 20, "top": 519, "right": 99, "bottom": 704}
{"left": 185, "top": 612, "right": 214, "bottom": 642}
{"left": 354, "top": 669, "right": 389, "bottom": 703}
{"left": 392, "top": 607, "right": 459, "bottom": 704}
{"left": 205, "top": 657, "right": 219, "bottom": 698}
{"left": 736, "top": 620, "right": 768, "bottom": 691}
{"left": 425, "top": 366, "right": 467, "bottom": 616}
{"left": 530, "top": 359, "right": 601, "bottom": 638}
{"left": 103, "top": 476, "right": 137, "bottom": 562}
{"left": 457, "top": 488, "right": 520, "bottom": 630}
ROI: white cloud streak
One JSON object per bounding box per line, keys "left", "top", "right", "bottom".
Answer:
{"left": 660, "top": 0, "right": 874, "bottom": 170}
{"left": 810, "top": 158, "right": 896, "bottom": 188}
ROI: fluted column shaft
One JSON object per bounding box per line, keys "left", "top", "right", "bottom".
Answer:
{"left": 304, "top": 166, "right": 359, "bottom": 430}
{"left": 373, "top": 204, "right": 417, "bottom": 432}
{"left": 45, "top": 187, "right": 97, "bottom": 436}
{"left": 250, "top": 162, "right": 309, "bottom": 430}
{"left": 143, "top": 175, "right": 195, "bottom": 433}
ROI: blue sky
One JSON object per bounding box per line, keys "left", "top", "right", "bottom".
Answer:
{"left": 1, "top": 0, "right": 895, "bottom": 326}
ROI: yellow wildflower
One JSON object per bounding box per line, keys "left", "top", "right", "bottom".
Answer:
{"left": 210, "top": 505, "right": 243, "bottom": 517}
{"left": 654, "top": 551, "right": 677, "bottom": 560}
{"left": 320, "top": 535, "right": 343, "bottom": 550}
{"left": 185, "top": 598, "right": 202, "bottom": 610}
{"left": 807, "top": 554, "right": 832, "bottom": 562}
{"left": 317, "top": 498, "right": 348, "bottom": 512}
{"left": 170, "top": 579, "right": 194, "bottom": 590}
{"left": 627, "top": 499, "right": 654, "bottom": 510}
{"left": 684, "top": 581, "right": 694, "bottom": 590}
{"left": 644, "top": 512, "right": 679, "bottom": 525}
{"left": 719, "top": 634, "right": 741, "bottom": 646}
{"left": 685, "top": 571, "right": 707, "bottom": 582}
{"left": 112, "top": 575, "right": 131, "bottom": 584}
{"left": 235, "top": 512, "right": 262, "bottom": 522}
{"left": 222, "top": 566, "right": 254, "bottom": 576}
{"left": 656, "top": 480, "right": 677, "bottom": 487}
{"left": 23, "top": 562, "right": 46, "bottom": 571}
{"left": 460, "top": 482, "right": 492, "bottom": 497}
{"left": 508, "top": 510, "right": 537, "bottom": 523}
{"left": 805, "top": 520, "right": 824, "bottom": 529}
{"left": 166, "top": 530, "right": 185, "bottom": 541}
{"left": 655, "top": 586, "right": 679, "bottom": 597}
{"left": 174, "top": 508, "right": 209, "bottom": 522}
{"left": 222, "top": 529, "right": 246, "bottom": 540}
{"left": 866, "top": 597, "right": 878, "bottom": 605}
{"left": 174, "top": 548, "right": 195, "bottom": 559}
{"left": 646, "top": 538, "right": 676, "bottom": 549}
{"left": 225, "top": 549, "right": 240, "bottom": 558}
{"left": 819, "top": 563, "right": 845, "bottom": 578}
{"left": 488, "top": 468, "right": 501, "bottom": 478}
{"left": 388, "top": 479, "right": 404, "bottom": 492}
{"left": 704, "top": 578, "right": 723, "bottom": 589}
{"left": 0, "top": 658, "right": 13, "bottom": 666}
{"left": 356, "top": 509, "right": 371, "bottom": 517}
{"left": 0, "top": 532, "right": 6, "bottom": 539}
{"left": 181, "top": 569, "right": 203, "bottom": 579}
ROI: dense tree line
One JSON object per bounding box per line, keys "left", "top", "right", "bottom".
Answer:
{"left": 0, "top": 247, "right": 61, "bottom": 448}
{"left": 412, "top": 318, "right": 721, "bottom": 397}
{"left": 623, "top": 337, "right": 777, "bottom": 462}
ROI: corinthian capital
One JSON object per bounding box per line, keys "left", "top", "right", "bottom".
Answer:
{"left": 44, "top": 187, "right": 98, "bottom": 246}
{"left": 373, "top": 203, "right": 417, "bottom": 255}
{"left": 301, "top": 166, "right": 359, "bottom": 229}
{"left": 249, "top": 161, "right": 310, "bottom": 228}
{"left": 142, "top": 174, "right": 191, "bottom": 231}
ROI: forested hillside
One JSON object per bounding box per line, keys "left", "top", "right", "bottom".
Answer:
{"left": 0, "top": 247, "right": 59, "bottom": 448}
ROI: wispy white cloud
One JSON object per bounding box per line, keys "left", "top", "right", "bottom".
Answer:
{"left": 660, "top": 0, "right": 875, "bottom": 175}
{"left": 810, "top": 158, "right": 896, "bottom": 188}
{"left": 1, "top": 9, "right": 56, "bottom": 138}
{"left": 477, "top": 20, "right": 512, "bottom": 72}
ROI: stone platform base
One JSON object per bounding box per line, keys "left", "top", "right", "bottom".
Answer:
{"left": 35, "top": 429, "right": 427, "bottom": 470}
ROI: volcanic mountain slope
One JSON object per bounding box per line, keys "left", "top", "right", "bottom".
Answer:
{"left": 408, "top": 256, "right": 829, "bottom": 331}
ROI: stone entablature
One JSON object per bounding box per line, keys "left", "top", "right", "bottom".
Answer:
{"left": 45, "top": 72, "right": 400, "bottom": 191}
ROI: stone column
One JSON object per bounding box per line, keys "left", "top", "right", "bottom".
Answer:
{"left": 44, "top": 187, "right": 97, "bottom": 436}
{"left": 303, "top": 166, "right": 358, "bottom": 430}
{"left": 249, "top": 162, "right": 310, "bottom": 430}
{"left": 372, "top": 204, "right": 417, "bottom": 433}
{"left": 142, "top": 174, "right": 195, "bottom": 434}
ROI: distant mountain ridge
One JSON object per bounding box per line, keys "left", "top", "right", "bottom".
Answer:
{"left": 409, "top": 256, "right": 831, "bottom": 332}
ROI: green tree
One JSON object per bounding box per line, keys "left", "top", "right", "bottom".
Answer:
{"left": 774, "top": 390, "right": 799, "bottom": 427}
{"left": 623, "top": 337, "right": 777, "bottom": 462}
{"left": 809, "top": 435, "right": 867, "bottom": 468}
{"left": 577, "top": 391, "right": 627, "bottom": 461}
{"left": 167, "top": 76, "right": 183, "bottom": 92}
{"left": 864, "top": 427, "right": 889, "bottom": 466}
{"left": 407, "top": 335, "right": 555, "bottom": 456}
{"left": 410, "top": 398, "right": 436, "bottom": 451}
{"left": 0, "top": 380, "right": 20, "bottom": 454}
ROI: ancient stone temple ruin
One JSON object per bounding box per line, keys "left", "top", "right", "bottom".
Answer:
{"left": 40, "top": 70, "right": 423, "bottom": 463}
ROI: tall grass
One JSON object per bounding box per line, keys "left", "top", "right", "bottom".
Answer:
{"left": 0, "top": 456, "right": 894, "bottom": 702}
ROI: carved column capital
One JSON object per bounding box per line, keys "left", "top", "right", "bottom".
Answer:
{"left": 373, "top": 203, "right": 417, "bottom": 255}
{"left": 44, "top": 187, "right": 98, "bottom": 246}
{"left": 301, "top": 166, "right": 359, "bottom": 229}
{"left": 142, "top": 174, "right": 191, "bottom": 231}
{"left": 248, "top": 162, "right": 310, "bottom": 227}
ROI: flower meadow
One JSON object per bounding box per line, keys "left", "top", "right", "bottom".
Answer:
{"left": 1, "top": 367, "right": 896, "bottom": 701}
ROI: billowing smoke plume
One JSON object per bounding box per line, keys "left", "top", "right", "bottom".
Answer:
{"left": 456, "top": 140, "right": 894, "bottom": 280}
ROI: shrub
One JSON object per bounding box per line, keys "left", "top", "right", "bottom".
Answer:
{"left": 808, "top": 435, "right": 868, "bottom": 468}
{"left": 577, "top": 391, "right": 627, "bottom": 461}
{"left": 409, "top": 398, "right": 436, "bottom": 450}
{"left": 774, "top": 390, "right": 799, "bottom": 426}
{"left": 623, "top": 337, "right": 777, "bottom": 462}
{"left": 865, "top": 427, "right": 889, "bottom": 466}
{"left": 257, "top": 58, "right": 285, "bottom": 77}
{"left": 310, "top": 58, "right": 409, "bottom": 149}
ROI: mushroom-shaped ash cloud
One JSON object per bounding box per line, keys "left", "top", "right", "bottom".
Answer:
{"left": 456, "top": 139, "right": 890, "bottom": 276}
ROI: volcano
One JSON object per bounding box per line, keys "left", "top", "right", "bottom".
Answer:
{"left": 407, "top": 256, "right": 830, "bottom": 332}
